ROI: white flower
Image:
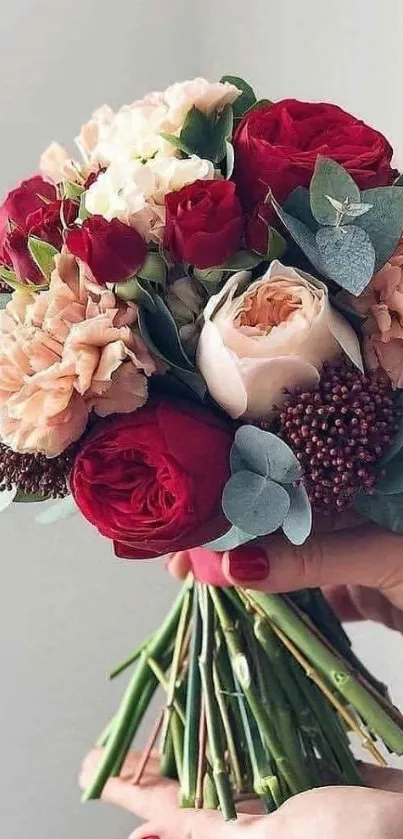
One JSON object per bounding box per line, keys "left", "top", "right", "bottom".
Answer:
{"left": 40, "top": 142, "right": 82, "bottom": 185}
{"left": 148, "top": 155, "right": 215, "bottom": 204}
{"left": 85, "top": 158, "right": 155, "bottom": 222}
{"left": 85, "top": 154, "right": 215, "bottom": 241}
{"left": 163, "top": 78, "right": 241, "bottom": 125}
{"left": 75, "top": 105, "right": 115, "bottom": 164}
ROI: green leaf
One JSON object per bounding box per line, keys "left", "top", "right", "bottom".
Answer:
{"left": 375, "top": 451, "right": 403, "bottom": 495}
{"left": 220, "top": 250, "right": 263, "bottom": 271}
{"left": 14, "top": 489, "right": 49, "bottom": 503}
{"left": 310, "top": 157, "right": 360, "bottom": 226}
{"left": 316, "top": 225, "right": 375, "bottom": 295}
{"left": 137, "top": 252, "right": 167, "bottom": 287}
{"left": 354, "top": 489, "right": 403, "bottom": 532}
{"left": 272, "top": 199, "right": 324, "bottom": 274}
{"left": 114, "top": 276, "right": 157, "bottom": 311}
{"left": 174, "top": 104, "right": 234, "bottom": 164}
{"left": 28, "top": 237, "right": 59, "bottom": 280}
{"left": 381, "top": 418, "right": 403, "bottom": 465}
{"left": 138, "top": 295, "right": 195, "bottom": 372}
{"left": 244, "top": 98, "right": 273, "bottom": 115}
{"left": 159, "top": 131, "right": 191, "bottom": 155}
{"left": 266, "top": 227, "right": 287, "bottom": 261}
{"left": 63, "top": 180, "right": 84, "bottom": 200}
{"left": 394, "top": 173, "right": 403, "bottom": 186}
{"left": 220, "top": 75, "right": 257, "bottom": 118}
{"left": 222, "top": 470, "right": 290, "bottom": 536}
{"left": 78, "top": 193, "right": 91, "bottom": 221}
{"left": 283, "top": 187, "right": 318, "bottom": 231}
{"left": 356, "top": 187, "right": 403, "bottom": 269}
{"left": 192, "top": 266, "right": 225, "bottom": 291}
{"left": 282, "top": 484, "right": 312, "bottom": 546}
{"left": 0, "top": 292, "right": 11, "bottom": 309}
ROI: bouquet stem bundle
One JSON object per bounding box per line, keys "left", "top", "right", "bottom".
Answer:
{"left": 84, "top": 579, "right": 403, "bottom": 820}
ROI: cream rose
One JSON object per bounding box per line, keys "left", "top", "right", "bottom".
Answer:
{"left": 197, "top": 261, "right": 363, "bottom": 420}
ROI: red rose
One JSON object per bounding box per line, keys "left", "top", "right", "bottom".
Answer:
{"left": 164, "top": 180, "right": 243, "bottom": 269}
{"left": 66, "top": 216, "right": 147, "bottom": 285}
{"left": 0, "top": 175, "right": 56, "bottom": 254}
{"left": 1, "top": 185, "right": 76, "bottom": 284}
{"left": 233, "top": 99, "right": 398, "bottom": 209}
{"left": 71, "top": 399, "right": 233, "bottom": 559}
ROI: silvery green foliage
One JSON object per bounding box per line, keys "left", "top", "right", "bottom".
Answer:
{"left": 273, "top": 157, "right": 403, "bottom": 296}
{"left": 206, "top": 425, "right": 312, "bottom": 550}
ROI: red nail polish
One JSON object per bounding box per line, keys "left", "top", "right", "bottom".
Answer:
{"left": 227, "top": 545, "right": 269, "bottom": 582}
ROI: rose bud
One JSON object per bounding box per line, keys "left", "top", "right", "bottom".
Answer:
{"left": 233, "top": 99, "right": 398, "bottom": 209}
{"left": 71, "top": 398, "right": 233, "bottom": 559}
{"left": 164, "top": 179, "right": 243, "bottom": 269}
{"left": 66, "top": 216, "right": 147, "bottom": 285}
{"left": 0, "top": 175, "right": 56, "bottom": 254}
{"left": 196, "top": 260, "right": 363, "bottom": 420}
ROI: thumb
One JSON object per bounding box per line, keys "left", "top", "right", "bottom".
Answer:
{"left": 219, "top": 526, "right": 403, "bottom": 603}
{"left": 359, "top": 762, "right": 403, "bottom": 793}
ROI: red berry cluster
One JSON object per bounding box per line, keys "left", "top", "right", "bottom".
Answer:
{"left": 277, "top": 361, "right": 398, "bottom": 513}
{"left": 0, "top": 443, "right": 76, "bottom": 499}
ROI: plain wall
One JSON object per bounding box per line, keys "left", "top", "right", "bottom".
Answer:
{"left": 1, "top": 2, "right": 403, "bottom": 838}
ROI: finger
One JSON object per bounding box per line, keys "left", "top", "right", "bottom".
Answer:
{"left": 79, "top": 749, "right": 178, "bottom": 819}
{"left": 323, "top": 585, "right": 364, "bottom": 622}
{"left": 360, "top": 763, "right": 403, "bottom": 793}
{"left": 167, "top": 548, "right": 228, "bottom": 586}
{"left": 129, "top": 809, "right": 268, "bottom": 839}
{"left": 219, "top": 526, "right": 403, "bottom": 602}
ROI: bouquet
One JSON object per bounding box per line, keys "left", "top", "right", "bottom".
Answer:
{"left": 2, "top": 75, "right": 403, "bottom": 820}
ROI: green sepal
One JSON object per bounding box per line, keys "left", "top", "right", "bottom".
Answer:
{"left": 27, "top": 237, "right": 59, "bottom": 280}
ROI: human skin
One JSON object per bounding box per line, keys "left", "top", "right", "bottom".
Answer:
{"left": 80, "top": 524, "right": 403, "bottom": 838}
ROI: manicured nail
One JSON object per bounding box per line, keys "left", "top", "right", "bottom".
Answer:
{"left": 227, "top": 545, "right": 269, "bottom": 582}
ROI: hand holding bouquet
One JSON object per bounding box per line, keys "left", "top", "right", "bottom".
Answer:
{"left": 2, "top": 75, "right": 403, "bottom": 820}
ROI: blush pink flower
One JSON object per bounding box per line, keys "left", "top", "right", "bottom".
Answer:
{"left": 0, "top": 252, "right": 156, "bottom": 457}
{"left": 344, "top": 238, "right": 403, "bottom": 387}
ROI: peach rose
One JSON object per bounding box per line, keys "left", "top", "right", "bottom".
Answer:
{"left": 354, "top": 238, "right": 403, "bottom": 387}
{"left": 196, "top": 261, "right": 363, "bottom": 420}
{"left": 0, "top": 252, "right": 156, "bottom": 457}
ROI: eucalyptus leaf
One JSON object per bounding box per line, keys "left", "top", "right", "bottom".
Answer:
{"left": 394, "top": 173, "right": 403, "bottom": 187}
{"left": 272, "top": 199, "right": 324, "bottom": 274}
{"left": 232, "top": 426, "right": 302, "bottom": 484}
{"left": 244, "top": 98, "right": 272, "bottom": 115}
{"left": 220, "top": 75, "right": 257, "bottom": 118}
{"left": 0, "top": 486, "right": 17, "bottom": 512}
{"left": 316, "top": 225, "right": 375, "bottom": 295}
{"left": 0, "top": 292, "right": 11, "bottom": 309}
{"left": 310, "top": 157, "right": 360, "bottom": 226}
{"left": 137, "top": 252, "right": 167, "bottom": 287}
{"left": 138, "top": 295, "right": 194, "bottom": 371}
{"left": 222, "top": 470, "right": 290, "bottom": 537}
{"left": 36, "top": 495, "right": 78, "bottom": 524}
{"left": 282, "top": 484, "right": 312, "bottom": 545}
{"left": 283, "top": 187, "right": 318, "bottom": 231}
{"left": 28, "top": 237, "right": 59, "bottom": 280}
{"left": 204, "top": 526, "right": 254, "bottom": 551}
{"left": 356, "top": 187, "right": 403, "bottom": 269}
{"left": 354, "top": 489, "right": 403, "bottom": 533}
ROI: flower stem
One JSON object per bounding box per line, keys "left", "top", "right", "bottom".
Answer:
{"left": 249, "top": 591, "right": 403, "bottom": 755}
{"left": 82, "top": 583, "right": 189, "bottom": 801}
{"left": 199, "top": 585, "right": 237, "bottom": 821}
{"left": 180, "top": 585, "right": 202, "bottom": 808}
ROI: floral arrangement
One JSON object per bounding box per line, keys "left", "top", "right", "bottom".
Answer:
{"left": 2, "top": 75, "right": 403, "bottom": 820}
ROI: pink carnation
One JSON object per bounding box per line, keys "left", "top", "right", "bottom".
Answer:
{"left": 349, "top": 239, "right": 403, "bottom": 387}
{"left": 0, "top": 252, "right": 156, "bottom": 457}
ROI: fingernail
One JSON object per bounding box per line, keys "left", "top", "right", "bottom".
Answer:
{"left": 227, "top": 545, "right": 269, "bottom": 582}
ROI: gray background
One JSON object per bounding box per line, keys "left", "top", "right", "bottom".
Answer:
{"left": 1, "top": 1, "right": 403, "bottom": 837}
